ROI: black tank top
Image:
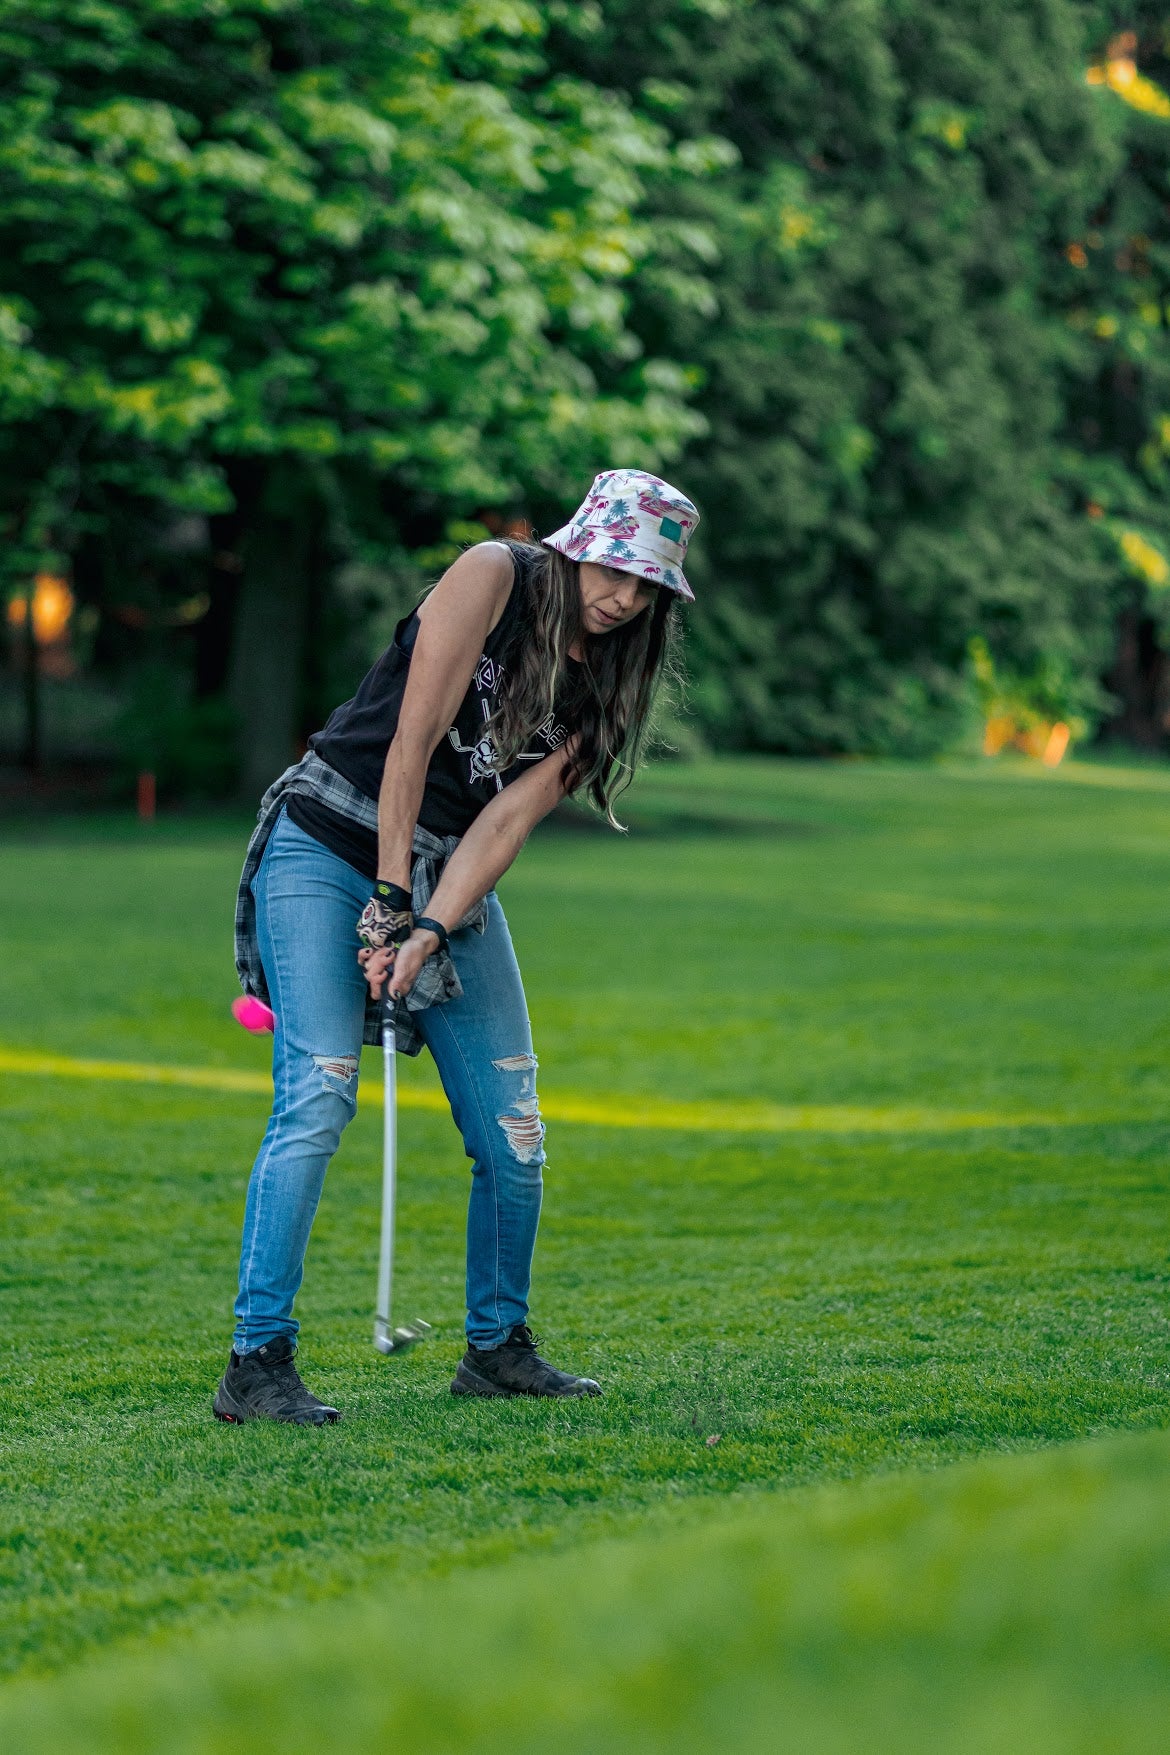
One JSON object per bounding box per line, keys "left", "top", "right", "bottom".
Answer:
{"left": 287, "top": 543, "right": 576, "bottom": 877}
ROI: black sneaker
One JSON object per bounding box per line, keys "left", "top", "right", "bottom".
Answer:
{"left": 212, "top": 1335, "right": 341, "bottom": 1425}
{"left": 451, "top": 1324, "right": 601, "bottom": 1399}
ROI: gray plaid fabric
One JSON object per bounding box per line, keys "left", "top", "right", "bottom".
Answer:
{"left": 234, "top": 751, "right": 487, "bottom": 1056}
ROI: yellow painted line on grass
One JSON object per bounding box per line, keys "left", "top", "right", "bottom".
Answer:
{"left": 532, "top": 1094, "right": 1058, "bottom": 1134}
{"left": 0, "top": 1045, "right": 1071, "bottom": 1135}
{"left": 0, "top": 1047, "right": 443, "bottom": 1112}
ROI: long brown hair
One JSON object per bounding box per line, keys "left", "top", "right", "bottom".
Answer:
{"left": 488, "top": 542, "right": 682, "bottom": 826}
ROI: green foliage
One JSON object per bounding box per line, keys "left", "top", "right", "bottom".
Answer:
{"left": 2, "top": 759, "right": 1170, "bottom": 1673}
{"left": 113, "top": 663, "right": 239, "bottom": 796}
{"left": 9, "top": 3, "right": 1170, "bottom": 767}
{"left": 968, "top": 633, "right": 1099, "bottom": 743}
{"left": 0, "top": 0, "right": 706, "bottom": 637}
{"left": 1052, "top": 16, "right": 1170, "bottom": 655}
{"left": 553, "top": 0, "right": 1128, "bottom": 752}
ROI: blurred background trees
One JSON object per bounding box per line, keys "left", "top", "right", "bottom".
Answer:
{"left": 0, "top": 0, "right": 706, "bottom": 796}
{"left": 5, "top": 0, "right": 1170, "bottom": 796}
{"left": 558, "top": 0, "right": 1124, "bottom": 754}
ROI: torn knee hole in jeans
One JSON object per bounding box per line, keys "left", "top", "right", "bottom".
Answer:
{"left": 497, "top": 1099, "right": 544, "bottom": 1163}
{"left": 492, "top": 1053, "right": 544, "bottom": 1163}
{"left": 312, "top": 1053, "right": 359, "bottom": 1086}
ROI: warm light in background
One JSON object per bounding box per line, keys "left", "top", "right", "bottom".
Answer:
{"left": 983, "top": 715, "right": 1072, "bottom": 765}
{"left": 1086, "top": 35, "right": 1170, "bottom": 119}
{"left": 6, "top": 573, "right": 74, "bottom": 645}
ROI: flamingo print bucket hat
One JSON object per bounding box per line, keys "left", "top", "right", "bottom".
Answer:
{"left": 542, "top": 468, "right": 699, "bottom": 602}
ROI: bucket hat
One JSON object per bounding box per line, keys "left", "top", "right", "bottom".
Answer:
{"left": 542, "top": 469, "right": 699, "bottom": 602}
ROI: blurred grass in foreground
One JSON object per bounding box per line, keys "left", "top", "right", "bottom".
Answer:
{"left": 1, "top": 1423, "right": 1168, "bottom": 1753}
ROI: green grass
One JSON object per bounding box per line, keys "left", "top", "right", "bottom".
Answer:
{"left": 2, "top": 1423, "right": 1169, "bottom": 1752}
{"left": 2, "top": 756, "right": 1170, "bottom": 1721}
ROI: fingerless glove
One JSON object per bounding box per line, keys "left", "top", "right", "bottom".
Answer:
{"left": 358, "top": 880, "right": 413, "bottom": 951}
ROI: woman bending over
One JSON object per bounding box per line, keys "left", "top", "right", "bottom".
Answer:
{"left": 216, "top": 468, "right": 699, "bottom": 1423}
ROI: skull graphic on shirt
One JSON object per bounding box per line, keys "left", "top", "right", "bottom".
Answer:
{"left": 446, "top": 657, "right": 557, "bottom": 791}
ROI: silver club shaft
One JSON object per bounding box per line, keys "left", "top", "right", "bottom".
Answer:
{"left": 375, "top": 1014, "right": 398, "bottom": 1341}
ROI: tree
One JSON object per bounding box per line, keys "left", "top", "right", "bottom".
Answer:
{"left": 1053, "top": 10, "right": 1170, "bottom": 746}
{"left": 0, "top": 0, "right": 705, "bottom": 793}
{"left": 551, "top": 0, "right": 1125, "bottom": 753}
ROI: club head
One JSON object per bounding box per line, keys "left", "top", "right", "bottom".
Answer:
{"left": 374, "top": 1317, "right": 432, "bottom": 1356}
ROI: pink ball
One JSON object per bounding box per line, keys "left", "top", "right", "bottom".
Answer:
{"left": 231, "top": 995, "right": 276, "bottom": 1035}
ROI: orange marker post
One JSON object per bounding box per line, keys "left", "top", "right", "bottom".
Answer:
{"left": 1042, "top": 723, "right": 1071, "bottom": 768}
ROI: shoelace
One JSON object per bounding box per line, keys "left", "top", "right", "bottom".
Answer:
{"left": 269, "top": 1356, "right": 313, "bottom": 1400}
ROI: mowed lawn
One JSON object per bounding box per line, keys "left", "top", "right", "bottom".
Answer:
{"left": 2, "top": 756, "right": 1170, "bottom": 1697}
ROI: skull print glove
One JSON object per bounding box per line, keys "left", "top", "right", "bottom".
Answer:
{"left": 358, "top": 880, "right": 413, "bottom": 952}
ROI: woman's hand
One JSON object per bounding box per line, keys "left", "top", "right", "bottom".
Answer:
{"left": 358, "top": 928, "right": 441, "bottom": 1001}
{"left": 357, "top": 942, "right": 395, "bottom": 1001}
{"left": 357, "top": 880, "right": 414, "bottom": 1001}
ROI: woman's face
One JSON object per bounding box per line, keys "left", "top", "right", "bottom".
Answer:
{"left": 578, "top": 562, "right": 656, "bottom": 636}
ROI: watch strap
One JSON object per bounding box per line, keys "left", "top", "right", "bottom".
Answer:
{"left": 414, "top": 915, "right": 450, "bottom": 955}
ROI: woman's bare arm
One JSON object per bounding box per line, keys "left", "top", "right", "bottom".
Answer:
{"left": 417, "top": 746, "right": 573, "bottom": 932}
{"left": 376, "top": 542, "right": 514, "bottom": 885}
{"left": 362, "top": 745, "right": 575, "bottom": 1000}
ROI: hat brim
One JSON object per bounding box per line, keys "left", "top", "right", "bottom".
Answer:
{"left": 542, "top": 525, "right": 695, "bottom": 603}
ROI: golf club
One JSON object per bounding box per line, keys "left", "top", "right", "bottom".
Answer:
{"left": 374, "top": 993, "right": 432, "bottom": 1356}
{"left": 231, "top": 988, "right": 430, "bottom": 1355}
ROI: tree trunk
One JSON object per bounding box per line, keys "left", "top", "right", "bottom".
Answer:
{"left": 228, "top": 485, "right": 313, "bottom": 803}
{"left": 21, "top": 590, "right": 40, "bottom": 773}
{"left": 1102, "top": 605, "right": 1170, "bottom": 752}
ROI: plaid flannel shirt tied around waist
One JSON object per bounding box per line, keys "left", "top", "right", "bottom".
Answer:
{"left": 234, "top": 751, "right": 487, "bottom": 1056}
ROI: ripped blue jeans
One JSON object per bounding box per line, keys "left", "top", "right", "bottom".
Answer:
{"left": 233, "top": 807, "right": 544, "bottom": 1354}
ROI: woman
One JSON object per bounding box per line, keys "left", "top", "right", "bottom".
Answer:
{"left": 215, "top": 468, "right": 699, "bottom": 1424}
